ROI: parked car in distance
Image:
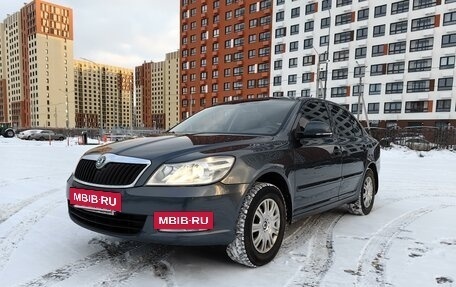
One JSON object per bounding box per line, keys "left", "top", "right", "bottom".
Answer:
{"left": 405, "top": 138, "right": 437, "bottom": 151}
{"left": 30, "top": 130, "right": 66, "bottom": 141}
{"left": 17, "top": 129, "right": 43, "bottom": 140}
{"left": 67, "top": 98, "right": 380, "bottom": 267}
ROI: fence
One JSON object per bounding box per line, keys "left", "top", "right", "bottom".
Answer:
{"left": 368, "top": 126, "right": 456, "bottom": 150}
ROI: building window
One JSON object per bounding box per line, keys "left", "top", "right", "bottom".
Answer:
{"left": 384, "top": 102, "right": 402, "bottom": 113}
{"left": 373, "top": 25, "right": 385, "bottom": 37}
{"left": 368, "top": 103, "right": 380, "bottom": 114}
{"left": 436, "top": 100, "right": 451, "bottom": 112}
{"left": 386, "top": 82, "right": 403, "bottom": 94}
{"left": 411, "top": 16, "right": 435, "bottom": 31}
{"left": 321, "top": 17, "right": 330, "bottom": 29}
{"left": 247, "top": 79, "right": 256, "bottom": 88}
{"left": 372, "top": 44, "right": 386, "bottom": 57}
{"left": 291, "top": 24, "right": 300, "bottom": 35}
{"left": 322, "top": 0, "right": 332, "bottom": 10}
{"left": 289, "top": 58, "right": 298, "bottom": 68}
{"left": 391, "top": 0, "right": 409, "bottom": 15}
{"left": 302, "top": 73, "right": 313, "bottom": 83}
{"left": 276, "top": 11, "right": 284, "bottom": 22}
{"left": 275, "top": 44, "right": 285, "bottom": 54}
{"left": 287, "top": 90, "right": 297, "bottom": 97}
{"left": 442, "top": 34, "right": 456, "bottom": 48}
{"left": 355, "top": 47, "right": 367, "bottom": 59}
{"left": 354, "top": 66, "right": 366, "bottom": 77}
{"left": 331, "top": 86, "right": 349, "bottom": 97}
{"left": 275, "top": 27, "right": 286, "bottom": 38}
{"left": 407, "top": 80, "right": 432, "bottom": 93}
{"left": 320, "top": 35, "right": 329, "bottom": 46}
{"left": 304, "top": 38, "right": 313, "bottom": 49}
{"left": 336, "top": 0, "right": 352, "bottom": 8}
{"left": 289, "top": 41, "right": 299, "bottom": 52}
{"left": 356, "top": 27, "right": 368, "bottom": 40}
{"left": 438, "top": 77, "right": 453, "bottom": 91}
{"left": 334, "top": 31, "right": 354, "bottom": 44}
{"left": 273, "top": 76, "right": 282, "bottom": 86}
{"left": 410, "top": 37, "right": 433, "bottom": 52}
{"left": 390, "top": 20, "right": 408, "bottom": 34}
{"left": 352, "top": 103, "right": 363, "bottom": 114}
{"left": 389, "top": 41, "right": 406, "bottom": 54}
{"left": 374, "top": 5, "right": 387, "bottom": 17}
{"left": 444, "top": 12, "right": 456, "bottom": 26}
{"left": 259, "top": 47, "right": 270, "bottom": 56}
{"left": 336, "top": 12, "right": 353, "bottom": 26}
{"left": 248, "top": 49, "right": 256, "bottom": 58}
{"left": 274, "top": 60, "right": 282, "bottom": 70}
{"left": 302, "top": 55, "right": 315, "bottom": 66}
{"left": 332, "top": 68, "right": 348, "bottom": 80}
{"left": 288, "top": 74, "right": 297, "bottom": 84}
{"left": 370, "top": 64, "right": 386, "bottom": 76}
{"left": 405, "top": 101, "right": 430, "bottom": 113}
{"left": 358, "top": 8, "right": 369, "bottom": 21}
{"left": 333, "top": 50, "right": 350, "bottom": 62}
{"left": 291, "top": 7, "right": 300, "bottom": 18}
{"left": 408, "top": 58, "right": 432, "bottom": 72}
{"left": 353, "top": 84, "right": 364, "bottom": 96}
{"left": 440, "top": 56, "right": 455, "bottom": 69}
{"left": 387, "top": 62, "right": 405, "bottom": 74}
{"left": 305, "top": 3, "right": 316, "bottom": 15}
{"left": 369, "top": 83, "right": 381, "bottom": 95}
{"left": 301, "top": 89, "right": 311, "bottom": 97}
{"left": 304, "top": 21, "right": 314, "bottom": 32}
{"left": 413, "top": 0, "right": 437, "bottom": 10}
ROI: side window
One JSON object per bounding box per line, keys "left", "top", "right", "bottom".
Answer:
{"left": 298, "top": 101, "right": 331, "bottom": 131}
{"left": 329, "top": 104, "right": 363, "bottom": 137}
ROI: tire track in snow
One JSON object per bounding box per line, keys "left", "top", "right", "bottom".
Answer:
{"left": 285, "top": 211, "right": 345, "bottom": 287}
{"left": 21, "top": 239, "right": 172, "bottom": 287}
{"left": 354, "top": 204, "right": 454, "bottom": 287}
{"left": 0, "top": 188, "right": 60, "bottom": 224}
{"left": 0, "top": 188, "right": 63, "bottom": 271}
{"left": 91, "top": 245, "right": 175, "bottom": 287}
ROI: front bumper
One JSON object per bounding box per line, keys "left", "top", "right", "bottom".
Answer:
{"left": 66, "top": 176, "right": 248, "bottom": 246}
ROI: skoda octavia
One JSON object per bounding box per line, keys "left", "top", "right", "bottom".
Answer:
{"left": 67, "top": 98, "right": 380, "bottom": 267}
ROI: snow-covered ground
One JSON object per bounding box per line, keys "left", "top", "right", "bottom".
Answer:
{"left": 1, "top": 137, "right": 455, "bottom": 287}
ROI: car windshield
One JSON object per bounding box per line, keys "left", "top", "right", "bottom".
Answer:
{"left": 170, "top": 99, "right": 296, "bottom": 135}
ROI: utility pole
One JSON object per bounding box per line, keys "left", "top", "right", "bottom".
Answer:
{"left": 356, "top": 62, "right": 370, "bottom": 129}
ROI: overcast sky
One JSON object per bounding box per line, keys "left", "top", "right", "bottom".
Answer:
{"left": 0, "top": 0, "right": 180, "bottom": 69}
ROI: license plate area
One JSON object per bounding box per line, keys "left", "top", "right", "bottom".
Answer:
{"left": 154, "top": 211, "right": 214, "bottom": 231}
{"left": 69, "top": 188, "right": 122, "bottom": 213}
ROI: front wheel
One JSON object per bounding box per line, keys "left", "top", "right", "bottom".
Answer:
{"left": 347, "top": 169, "right": 376, "bottom": 215}
{"left": 226, "top": 182, "right": 286, "bottom": 267}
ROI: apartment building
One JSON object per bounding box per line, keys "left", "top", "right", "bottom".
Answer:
{"left": 179, "top": 0, "right": 273, "bottom": 119}
{"left": 271, "top": 0, "right": 456, "bottom": 128}
{"left": 74, "top": 60, "right": 134, "bottom": 130}
{"left": 135, "top": 51, "right": 180, "bottom": 130}
{"left": 0, "top": 0, "right": 75, "bottom": 129}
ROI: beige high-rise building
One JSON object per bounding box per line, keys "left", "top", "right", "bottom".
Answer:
{"left": 0, "top": 0, "right": 75, "bottom": 128}
{"left": 135, "top": 51, "right": 180, "bottom": 130}
{"left": 74, "top": 60, "right": 133, "bottom": 130}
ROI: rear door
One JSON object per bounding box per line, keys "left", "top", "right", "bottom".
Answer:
{"left": 293, "top": 100, "right": 343, "bottom": 214}
{"left": 328, "top": 104, "right": 368, "bottom": 200}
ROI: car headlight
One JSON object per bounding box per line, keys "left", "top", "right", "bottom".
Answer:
{"left": 146, "top": 156, "right": 235, "bottom": 186}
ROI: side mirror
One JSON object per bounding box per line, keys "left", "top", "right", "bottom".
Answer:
{"left": 296, "top": 121, "right": 333, "bottom": 139}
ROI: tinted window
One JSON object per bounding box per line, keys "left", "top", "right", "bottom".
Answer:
{"left": 171, "top": 100, "right": 296, "bottom": 135}
{"left": 298, "top": 101, "right": 331, "bottom": 131}
{"left": 329, "top": 104, "right": 363, "bottom": 137}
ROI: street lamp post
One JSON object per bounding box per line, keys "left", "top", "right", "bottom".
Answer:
{"left": 81, "top": 58, "right": 103, "bottom": 135}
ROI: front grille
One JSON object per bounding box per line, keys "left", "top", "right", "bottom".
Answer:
{"left": 74, "top": 159, "right": 147, "bottom": 186}
{"left": 68, "top": 203, "right": 147, "bottom": 235}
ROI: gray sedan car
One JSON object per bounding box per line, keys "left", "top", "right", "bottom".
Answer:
{"left": 30, "top": 130, "right": 65, "bottom": 141}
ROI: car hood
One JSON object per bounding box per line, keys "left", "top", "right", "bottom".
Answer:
{"left": 84, "top": 133, "right": 272, "bottom": 162}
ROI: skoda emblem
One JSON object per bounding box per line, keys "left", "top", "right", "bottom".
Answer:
{"left": 95, "top": 155, "right": 107, "bottom": 169}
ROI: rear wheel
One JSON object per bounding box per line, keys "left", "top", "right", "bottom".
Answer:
{"left": 4, "top": 129, "right": 15, "bottom": 138}
{"left": 226, "top": 182, "right": 286, "bottom": 267}
{"left": 348, "top": 169, "right": 376, "bottom": 215}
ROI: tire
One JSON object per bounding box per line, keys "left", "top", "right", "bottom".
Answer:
{"left": 40, "top": 137, "right": 45, "bottom": 141}
{"left": 347, "top": 169, "right": 376, "bottom": 215}
{"left": 226, "top": 182, "right": 286, "bottom": 267}
{"left": 4, "top": 129, "right": 15, "bottom": 138}
{"left": 59, "top": 137, "right": 64, "bottom": 141}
